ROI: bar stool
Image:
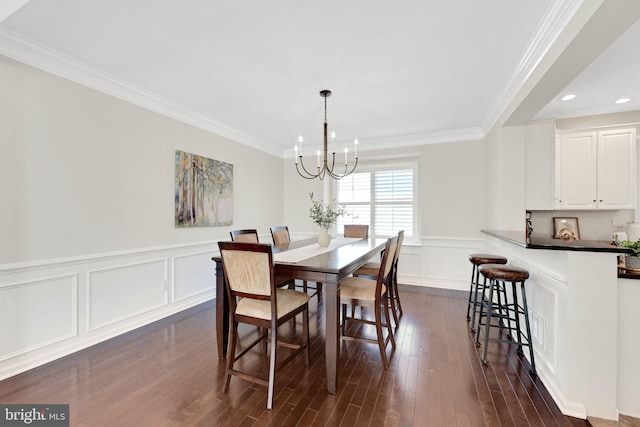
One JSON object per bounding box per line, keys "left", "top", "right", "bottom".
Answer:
{"left": 475, "top": 264, "right": 536, "bottom": 375}
{"left": 467, "top": 254, "right": 507, "bottom": 333}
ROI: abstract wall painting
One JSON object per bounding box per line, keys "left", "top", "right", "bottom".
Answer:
{"left": 175, "top": 150, "right": 233, "bottom": 227}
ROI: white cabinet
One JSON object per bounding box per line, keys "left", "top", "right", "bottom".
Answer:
{"left": 555, "top": 128, "right": 637, "bottom": 210}
{"left": 597, "top": 129, "right": 638, "bottom": 209}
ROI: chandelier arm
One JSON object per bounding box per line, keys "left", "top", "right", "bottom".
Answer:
{"left": 296, "top": 158, "right": 322, "bottom": 179}
{"left": 326, "top": 152, "right": 337, "bottom": 174}
{"left": 327, "top": 157, "right": 359, "bottom": 179}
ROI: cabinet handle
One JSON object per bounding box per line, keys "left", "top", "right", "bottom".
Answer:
{"left": 600, "top": 199, "right": 603, "bottom": 203}
{"left": 593, "top": 200, "right": 596, "bottom": 202}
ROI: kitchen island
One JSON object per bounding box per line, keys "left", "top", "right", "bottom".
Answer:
{"left": 481, "top": 230, "right": 638, "bottom": 422}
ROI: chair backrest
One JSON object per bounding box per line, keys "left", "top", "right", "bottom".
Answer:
{"left": 344, "top": 224, "right": 369, "bottom": 239}
{"left": 390, "top": 230, "right": 405, "bottom": 284}
{"left": 394, "top": 230, "right": 405, "bottom": 268}
{"left": 230, "top": 229, "right": 259, "bottom": 243}
{"left": 364, "top": 235, "right": 398, "bottom": 301}
{"left": 270, "top": 226, "right": 291, "bottom": 246}
{"left": 218, "top": 241, "right": 274, "bottom": 299}
{"left": 380, "top": 235, "right": 399, "bottom": 285}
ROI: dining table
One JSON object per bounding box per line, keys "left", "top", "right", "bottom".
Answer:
{"left": 213, "top": 236, "right": 387, "bottom": 394}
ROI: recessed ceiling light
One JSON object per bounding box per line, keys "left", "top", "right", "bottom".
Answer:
{"left": 615, "top": 98, "right": 631, "bottom": 104}
{"left": 560, "top": 94, "right": 576, "bottom": 101}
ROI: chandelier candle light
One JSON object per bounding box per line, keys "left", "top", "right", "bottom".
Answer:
{"left": 294, "top": 90, "right": 359, "bottom": 180}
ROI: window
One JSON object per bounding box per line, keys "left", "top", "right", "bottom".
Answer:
{"left": 335, "top": 160, "right": 417, "bottom": 238}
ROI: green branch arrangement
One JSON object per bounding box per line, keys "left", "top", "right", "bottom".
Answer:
{"left": 617, "top": 240, "right": 640, "bottom": 257}
{"left": 308, "top": 193, "right": 347, "bottom": 230}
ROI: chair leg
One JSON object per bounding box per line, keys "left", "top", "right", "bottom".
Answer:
{"left": 224, "top": 321, "right": 239, "bottom": 393}
{"left": 520, "top": 281, "right": 537, "bottom": 375}
{"left": 481, "top": 279, "right": 495, "bottom": 364}
{"left": 388, "top": 278, "right": 400, "bottom": 327}
{"left": 393, "top": 268, "right": 403, "bottom": 318}
{"left": 303, "top": 305, "right": 310, "bottom": 366}
{"left": 467, "top": 264, "right": 477, "bottom": 320}
{"left": 470, "top": 268, "right": 482, "bottom": 332}
{"left": 510, "top": 281, "right": 522, "bottom": 352}
{"left": 375, "top": 299, "right": 389, "bottom": 370}
{"left": 341, "top": 304, "right": 347, "bottom": 335}
{"left": 384, "top": 293, "right": 396, "bottom": 350}
{"left": 266, "top": 324, "right": 277, "bottom": 410}
{"left": 260, "top": 327, "right": 268, "bottom": 353}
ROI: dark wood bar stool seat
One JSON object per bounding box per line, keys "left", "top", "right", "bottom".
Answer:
{"left": 475, "top": 263, "right": 536, "bottom": 375}
{"left": 467, "top": 254, "right": 507, "bottom": 333}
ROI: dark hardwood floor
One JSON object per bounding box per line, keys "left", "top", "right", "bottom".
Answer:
{"left": 0, "top": 286, "right": 590, "bottom": 426}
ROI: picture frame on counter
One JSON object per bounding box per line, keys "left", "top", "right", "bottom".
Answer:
{"left": 553, "top": 217, "right": 580, "bottom": 240}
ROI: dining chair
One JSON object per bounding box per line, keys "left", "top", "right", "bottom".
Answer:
{"left": 230, "top": 229, "right": 259, "bottom": 243}
{"left": 218, "top": 241, "right": 310, "bottom": 410}
{"left": 231, "top": 229, "right": 294, "bottom": 290}
{"left": 270, "top": 225, "right": 291, "bottom": 246}
{"left": 353, "top": 230, "right": 404, "bottom": 326}
{"left": 269, "top": 225, "right": 322, "bottom": 297}
{"left": 339, "top": 234, "right": 398, "bottom": 369}
{"left": 344, "top": 224, "right": 369, "bottom": 238}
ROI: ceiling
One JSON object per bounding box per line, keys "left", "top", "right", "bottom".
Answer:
{"left": 534, "top": 17, "right": 640, "bottom": 121}
{"left": 1, "top": 1, "right": 639, "bottom": 157}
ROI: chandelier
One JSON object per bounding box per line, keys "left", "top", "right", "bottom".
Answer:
{"left": 294, "top": 90, "right": 359, "bottom": 180}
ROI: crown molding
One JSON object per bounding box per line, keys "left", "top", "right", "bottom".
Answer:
{"left": 0, "top": 1, "right": 29, "bottom": 23}
{"left": 0, "top": 27, "right": 284, "bottom": 158}
{"left": 482, "top": 0, "right": 584, "bottom": 133}
{"left": 282, "top": 127, "right": 485, "bottom": 158}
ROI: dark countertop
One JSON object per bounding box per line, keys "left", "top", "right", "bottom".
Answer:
{"left": 482, "top": 230, "right": 638, "bottom": 280}
{"left": 481, "top": 229, "right": 632, "bottom": 253}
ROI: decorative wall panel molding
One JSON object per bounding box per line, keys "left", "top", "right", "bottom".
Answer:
{"left": 0, "top": 241, "right": 216, "bottom": 381}
{"left": 0, "top": 274, "right": 77, "bottom": 362}
{"left": 87, "top": 259, "right": 168, "bottom": 331}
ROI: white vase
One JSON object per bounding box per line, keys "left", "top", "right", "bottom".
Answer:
{"left": 317, "top": 228, "right": 331, "bottom": 247}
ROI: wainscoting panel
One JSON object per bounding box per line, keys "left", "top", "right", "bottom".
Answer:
{"left": 173, "top": 250, "right": 216, "bottom": 302}
{"left": 399, "top": 237, "right": 484, "bottom": 291}
{"left": 0, "top": 274, "right": 77, "bottom": 362}
{"left": 485, "top": 236, "right": 588, "bottom": 419}
{"left": 0, "top": 236, "right": 481, "bottom": 381}
{"left": 0, "top": 241, "right": 217, "bottom": 381}
{"left": 87, "top": 259, "right": 168, "bottom": 331}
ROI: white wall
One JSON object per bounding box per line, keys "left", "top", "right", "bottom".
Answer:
{"left": 283, "top": 141, "right": 487, "bottom": 290}
{"left": 0, "top": 55, "right": 284, "bottom": 379}
{"left": 618, "top": 278, "right": 640, "bottom": 418}
{"left": 0, "top": 55, "right": 284, "bottom": 264}
{"left": 484, "top": 125, "right": 527, "bottom": 231}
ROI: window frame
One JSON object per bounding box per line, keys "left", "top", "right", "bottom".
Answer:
{"left": 332, "top": 157, "right": 419, "bottom": 240}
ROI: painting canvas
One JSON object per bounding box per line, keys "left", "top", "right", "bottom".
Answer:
{"left": 175, "top": 150, "right": 233, "bottom": 227}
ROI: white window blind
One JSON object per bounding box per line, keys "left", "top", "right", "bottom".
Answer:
{"left": 336, "top": 161, "right": 417, "bottom": 238}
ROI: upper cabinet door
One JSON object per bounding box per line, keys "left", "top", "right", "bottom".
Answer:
{"left": 557, "top": 132, "right": 598, "bottom": 210}
{"left": 597, "top": 128, "right": 637, "bottom": 209}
